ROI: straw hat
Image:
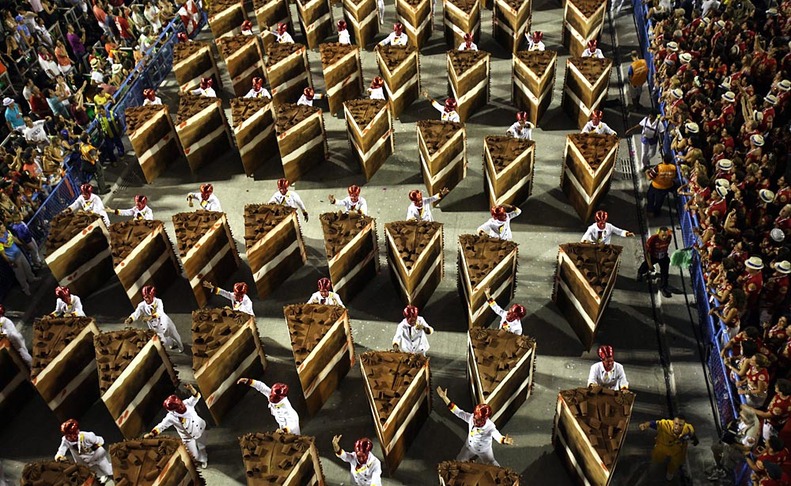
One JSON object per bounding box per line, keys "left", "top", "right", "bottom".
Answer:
{"left": 684, "top": 121, "right": 699, "bottom": 133}
{"left": 717, "top": 159, "right": 733, "bottom": 171}
{"left": 722, "top": 91, "right": 736, "bottom": 103}
{"left": 745, "top": 256, "right": 764, "bottom": 270}
{"left": 679, "top": 52, "right": 692, "bottom": 63}
{"left": 766, "top": 94, "right": 778, "bottom": 105}
{"left": 671, "top": 88, "right": 684, "bottom": 99}
{"left": 715, "top": 178, "right": 730, "bottom": 187}
{"left": 759, "top": 189, "right": 775, "bottom": 203}
{"left": 778, "top": 80, "right": 791, "bottom": 91}
{"left": 774, "top": 260, "right": 791, "bottom": 274}
{"left": 111, "top": 64, "right": 123, "bottom": 74}
{"left": 666, "top": 41, "right": 679, "bottom": 52}
{"left": 751, "top": 134, "right": 765, "bottom": 147}
{"left": 715, "top": 185, "right": 729, "bottom": 197}
{"left": 2, "top": 98, "right": 13, "bottom": 106}
{"left": 771, "top": 229, "right": 786, "bottom": 243}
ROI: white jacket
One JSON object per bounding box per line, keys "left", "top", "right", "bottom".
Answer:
{"left": 582, "top": 48, "right": 604, "bottom": 58}
{"left": 244, "top": 87, "right": 271, "bottom": 99}
{"left": 392, "top": 317, "right": 433, "bottom": 354}
{"left": 153, "top": 395, "right": 206, "bottom": 440}
{"left": 432, "top": 100, "right": 460, "bottom": 122}
{"left": 580, "top": 222, "right": 628, "bottom": 244}
{"left": 116, "top": 204, "right": 153, "bottom": 220}
{"left": 369, "top": 87, "right": 385, "bottom": 100}
{"left": 581, "top": 121, "right": 616, "bottom": 136}
{"left": 308, "top": 291, "right": 345, "bottom": 307}
{"left": 143, "top": 97, "right": 162, "bottom": 105}
{"left": 406, "top": 195, "right": 440, "bottom": 222}
{"left": 189, "top": 193, "right": 222, "bottom": 212}
{"left": 458, "top": 42, "right": 478, "bottom": 51}
{"left": 378, "top": 32, "right": 408, "bottom": 46}
{"left": 333, "top": 196, "right": 368, "bottom": 215}
{"left": 487, "top": 301, "right": 522, "bottom": 335}
{"left": 0, "top": 316, "right": 31, "bottom": 366}
{"left": 55, "top": 431, "right": 113, "bottom": 477}
{"left": 297, "top": 93, "right": 323, "bottom": 106}
{"left": 129, "top": 297, "right": 175, "bottom": 330}
{"left": 587, "top": 361, "right": 629, "bottom": 390}
{"left": 450, "top": 403, "right": 505, "bottom": 454}
{"left": 338, "top": 29, "right": 351, "bottom": 44}
{"left": 338, "top": 450, "right": 382, "bottom": 486}
{"left": 268, "top": 191, "right": 307, "bottom": 213}
{"left": 190, "top": 86, "right": 216, "bottom": 97}
{"left": 68, "top": 194, "right": 109, "bottom": 226}
{"left": 53, "top": 295, "right": 85, "bottom": 317}
{"left": 215, "top": 288, "right": 255, "bottom": 316}
{"left": 506, "top": 121, "right": 533, "bottom": 140}
{"left": 249, "top": 380, "right": 301, "bottom": 434}
{"left": 477, "top": 208, "right": 521, "bottom": 241}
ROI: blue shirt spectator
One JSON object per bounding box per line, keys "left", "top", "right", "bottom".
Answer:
{"left": 4, "top": 98, "right": 25, "bottom": 131}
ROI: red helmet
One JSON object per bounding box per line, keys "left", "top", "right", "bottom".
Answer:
{"left": 590, "top": 110, "right": 603, "bottom": 124}
{"left": 80, "top": 183, "right": 93, "bottom": 198}
{"left": 252, "top": 76, "right": 263, "bottom": 90}
{"left": 303, "top": 87, "right": 315, "bottom": 100}
{"left": 408, "top": 189, "right": 423, "bottom": 204}
{"left": 472, "top": 403, "right": 492, "bottom": 427}
{"left": 163, "top": 394, "right": 187, "bottom": 414}
{"left": 348, "top": 184, "right": 361, "bottom": 198}
{"left": 371, "top": 76, "right": 384, "bottom": 89}
{"left": 143, "top": 88, "right": 156, "bottom": 101}
{"left": 277, "top": 22, "right": 288, "bottom": 34}
{"left": 463, "top": 33, "right": 473, "bottom": 44}
{"left": 317, "top": 277, "right": 332, "bottom": 292}
{"left": 233, "top": 282, "right": 248, "bottom": 301}
{"left": 61, "top": 419, "right": 80, "bottom": 442}
{"left": 354, "top": 437, "right": 373, "bottom": 463}
{"left": 337, "top": 19, "right": 347, "bottom": 31}
{"left": 595, "top": 210, "right": 608, "bottom": 229}
{"left": 598, "top": 345, "right": 614, "bottom": 371}
{"left": 269, "top": 383, "right": 289, "bottom": 403}
{"left": 55, "top": 286, "right": 71, "bottom": 301}
{"left": 507, "top": 303, "right": 526, "bottom": 320}
{"left": 142, "top": 285, "right": 156, "bottom": 301}
{"left": 199, "top": 77, "right": 212, "bottom": 90}
{"left": 393, "top": 22, "right": 403, "bottom": 34}
{"left": 444, "top": 98, "right": 457, "bottom": 112}
{"left": 277, "top": 178, "right": 290, "bottom": 193}
{"left": 0, "top": 304, "right": 4, "bottom": 317}
{"left": 587, "top": 39, "right": 598, "bottom": 51}
{"left": 177, "top": 32, "right": 188, "bottom": 42}
{"left": 491, "top": 205, "right": 507, "bottom": 221}
{"left": 532, "top": 31, "right": 543, "bottom": 42}
{"left": 135, "top": 194, "right": 148, "bottom": 210}
{"left": 241, "top": 20, "right": 253, "bottom": 31}
{"left": 516, "top": 111, "right": 528, "bottom": 122}
{"left": 200, "top": 183, "right": 213, "bottom": 200}
{"left": 403, "top": 305, "right": 419, "bottom": 321}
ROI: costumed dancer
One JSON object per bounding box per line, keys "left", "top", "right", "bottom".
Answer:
{"left": 406, "top": 188, "right": 449, "bottom": 222}
{"left": 55, "top": 420, "right": 112, "bottom": 484}
{"left": 328, "top": 184, "right": 368, "bottom": 214}
{"left": 268, "top": 178, "right": 309, "bottom": 221}
{"left": 237, "top": 379, "right": 300, "bottom": 433}
{"left": 187, "top": 183, "right": 222, "bottom": 211}
{"left": 124, "top": 285, "right": 184, "bottom": 352}
{"left": 145, "top": 384, "right": 208, "bottom": 468}
{"left": 483, "top": 288, "right": 525, "bottom": 335}
{"left": 68, "top": 183, "right": 110, "bottom": 226}
{"left": 332, "top": 436, "right": 383, "bottom": 486}
{"left": 581, "top": 210, "right": 634, "bottom": 244}
{"left": 307, "top": 277, "right": 345, "bottom": 307}
{"left": 477, "top": 205, "right": 521, "bottom": 241}
{"left": 52, "top": 286, "right": 85, "bottom": 317}
{"left": 392, "top": 305, "right": 433, "bottom": 355}
{"left": 0, "top": 304, "right": 32, "bottom": 366}
{"left": 108, "top": 194, "right": 153, "bottom": 220}
{"left": 201, "top": 281, "right": 255, "bottom": 316}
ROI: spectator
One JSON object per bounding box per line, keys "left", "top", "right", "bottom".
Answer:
{"left": 44, "top": 89, "right": 69, "bottom": 119}
{"left": 95, "top": 108, "right": 123, "bottom": 162}
{"left": 0, "top": 220, "right": 39, "bottom": 296}
{"left": 28, "top": 85, "right": 53, "bottom": 118}
{"left": 144, "top": 2, "right": 162, "bottom": 32}
{"left": 742, "top": 379, "right": 791, "bottom": 441}
{"left": 78, "top": 133, "right": 108, "bottom": 194}
{"left": 37, "top": 47, "right": 59, "bottom": 79}
{"left": 21, "top": 116, "right": 50, "bottom": 146}
{"left": 707, "top": 407, "right": 760, "bottom": 481}
{"left": 65, "top": 25, "right": 86, "bottom": 64}
{"left": 4, "top": 98, "right": 25, "bottom": 132}
{"left": 53, "top": 40, "right": 73, "bottom": 75}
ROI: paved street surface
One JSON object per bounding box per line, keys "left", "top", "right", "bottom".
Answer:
{"left": 0, "top": 0, "right": 718, "bottom": 484}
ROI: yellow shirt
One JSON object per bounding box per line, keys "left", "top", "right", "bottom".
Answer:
{"left": 651, "top": 163, "right": 676, "bottom": 190}
{"left": 653, "top": 420, "right": 695, "bottom": 449}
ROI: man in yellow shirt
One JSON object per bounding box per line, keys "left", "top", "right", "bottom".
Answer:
{"left": 628, "top": 50, "right": 648, "bottom": 108}
{"left": 639, "top": 414, "right": 699, "bottom": 480}
{"left": 647, "top": 155, "right": 677, "bottom": 217}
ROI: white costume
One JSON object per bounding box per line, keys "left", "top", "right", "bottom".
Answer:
{"left": 338, "top": 28, "right": 351, "bottom": 44}
{"left": 458, "top": 41, "right": 478, "bottom": 51}
{"left": 369, "top": 87, "right": 385, "bottom": 100}
{"left": 406, "top": 195, "right": 440, "bottom": 222}
{"left": 477, "top": 208, "right": 521, "bottom": 241}
{"left": 308, "top": 291, "right": 345, "bottom": 307}
{"left": 431, "top": 100, "right": 460, "bottom": 122}
{"left": 115, "top": 204, "right": 153, "bottom": 220}
{"left": 214, "top": 288, "right": 255, "bottom": 316}
{"left": 188, "top": 193, "right": 222, "bottom": 212}
{"left": 587, "top": 361, "right": 629, "bottom": 390}
{"left": 377, "top": 0, "right": 385, "bottom": 24}
{"left": 68, "top": 194, "right": 110, "bottom": 226}
{"left": 249, "top": 380, "right": 300, "bottom": 434}
{"left": 0, "top": 316, "right": 32, "bottom": 366}
{"left": 275, "top": 31, "right": 294, "bottom": 43}
{"left": 268, "top": 190, "right": 308, "bottom": 213}
{"left": 450, "top": 403, "right": 507, "bottom": 466}
{"left": 392, "top": 317, "right": 433, "bottom": 354}
{"left": 506, "top": 121, "right": 533, "bottom": 140}
{"left": 333, "top": 196, "right": 368, "bottom": 215}
{"left": 582, "top": 48, "right": 604, "bottom": 58}
{"left": 143, "top": 97, "right": 162, "bottom": 105}
{"left": 128, "top": 298, "right": 183, "bottom": 351}
{"left": 190, "top": 86, "right": 216, "bottom": 97}
{"left": 244, "top": 87, "right": 271, "bottom": 99}
{"left": 581, "top": 222, "right": 629, "bottom": 244}
{"left": 53, "top": 295, "right": 85, "bottom": 317}
{"left": 636, "top": 116, "right": 664, "bottom": 167}
{"left": 55, "top": 431, "right": 113, "bottom": 478}
{"left": 152, "top": 395, "right": 207, "bottom": 464}
{"left": 337, "top": 450, "right": 383, "bottom": 486}
{"left": 378, "top": 32, "right": 408, "bottom": 46}
{"left": 297, "top": 93, "right": 323, "bottom": 106}
{"left": 526, "top": 38, "right": 545, "bottom": 51}
{"left": 487, "top": 301, "right": 523, "bottom": 335}
{"left": 581, "top": 121, "right": 616, "bottom": 135}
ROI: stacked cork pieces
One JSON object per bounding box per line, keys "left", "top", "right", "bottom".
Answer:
{"left": 562, "top": 57, "right": 612, "bottom": 129}
{"left": 457, "top": 234, "right": 519, "bottom": 329}
{"left": 484, "top": 136, "right": 535, "bottom": 208}
{"left": 244, "top": 204, "right": 307, "bottom": 299}
{"left": 95, "top": 329, "right": 178, "bottom": 439}
{"left": 30, "top": 316, "right": 100, "bottom": 421}
{"left": 283, "top": 304, "right": 354, "bottom": 415}
{"left": 562, "top": 0, "right": 606, "bottom": 57}
{"left": 417, "top": 120, "right": 467, "bottom": 195}
{"left": 359, "top": 351, "right": 431, "bottom": 473}
{"left": 253, "top": 0, "right": 292, "bottom": 50}
{"left": 265, "top": 43, "right": 311, "bottom": 106}
{"left": 239, "top": 431, "right": 326, "bottom": 485}
{"left": 125, "top": 105, "right": 181, "bottom": 183}
{"left": 172, "top": 40, "right": 221, "bottom": 93}
{"left": 395, "top": 0, "right": 432, "bottom": 48}
{"left": 492, "top": 0, "right": 531, "bottom": 52}
{"left": 512, "top": 50, "right": 557, "bottom": 125}
{"left": 343, "top": 99, "right": 393, "bottom": 180}
{"left": 21, "top": 461, "right": 94, "bottom": 486}
{"left": 342, "top": 0, "right": 379, "bottom": 47}
{"left": 437, "top": 461, "right": 521, "bottom": 485}
{"left": 218, "top": 35, "right": 265, "bottom": 97}
{"left": 320, "top": 211, "right": 379, "bottom": 303}
{"left": 208, "top": 0, "right": 247, "bottom": 38}
{"left": 319, "top": 43, "right": 363, "bottom": 115}
{"left": 231, "top": 97, "right": 277, "bottom": 176}
{"left": 553, "top": 243, "right": 622, "bottom": 347}
{"left": 296, "top": 0, "right": 333, "bottom": 48}
{"left": 192, "top": 308, "right": 267, "bottom": 423}
{"left": 108, "top": 220, "right": 180, "bottom": 307}
{"left": 45, "top": 211, "right": 114, "bottom": 297}
{"left": 176, "top": 94, "right": 232, "bottom": 173}
{"left": 561, "top": 133, "right": 619, "bottom": 221}
{"left": 275, "top": 103, "right": 328, "bottom": 181}
{"left": 553, "top": 387, "right": 635, "bottom": 486}
{"left": 467, "top": 329, "right": 536, "bottom": 427}
{"left": 444, "top": 0, "right": 480, "bottom": 48}
{"left": 376, "top": 45, "right": 420, "bottom": 118}
{"left": 172, "top": 211, "right": 240, "bottom": 307}
{"left": 109, "top": 438, "right": 202, "bottom": 485}
{"left": 384, "top": 221, "right": 444, "bottom": 308}
{"left": 447, "top": 50, "right": 490, "bottom": 122}
{"left": 0, "top": 334, "right": 34, "bottom": 417}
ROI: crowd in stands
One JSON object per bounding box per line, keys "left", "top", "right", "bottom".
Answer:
{"left": 646, "top": 0, "right": 791, "bottom": 481}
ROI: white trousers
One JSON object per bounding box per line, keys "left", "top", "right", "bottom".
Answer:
{"left": 456, "top": 444, "right": 499, "bottom": 466}
{"left": 10, "top": 252, "right": 35, "bottom": 294}
{"left": 74, "top": 448, "right": 113, "bottom": 478}
{"left": 148, "top": 316, "right": 183, "bottom": 351}
{"left": 641, "top": 141, "right": 658, "bottom": 167}
{"left": 184, "top": 434, "right": 208, "bottom": 463}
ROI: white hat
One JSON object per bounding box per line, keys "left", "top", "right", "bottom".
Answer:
{"left": 759, "top": 189, "right": 775, "bottom": 203}
{"left": 767, "top": 7, "right": 778, "bottom": 15}
{"left": 771, "top": 229, "right": 786, "bottom": 243}
{"left": 722, "top": 91, "right": 736, "bottom": 103}
{"left": 666, "top": 41, "right": 679, "bottom": 52}
{"left": 685, "top": 121, "right": 699, "bottom": 133}
{"left": 765, "top": 94, "right": 778, "bottom": 105}
{"left": 111, "top": 63, "right": 123, "bottom": 74}
{"left": 745, "top": 256, "right": 764, "bottom": 270}
{"left": 2, "top": 97, "right": 13, "bottom": 106}
{"left": 751, "top": 134, "right": 765, "bottom": 147}
{"left": 679, "top": 52, "right": 692, "bottom": 63}
{"left": 720, "top": 79, "right": 731, "bottom": 90}
{"left": 778, "top": 80, "right": 791, "bottom": 91}
{"left": 701, "top": 17, "right": 711, "bottom": 25}
{"left": 715, "top": 20, "right": 726, "bottom": 29}
{"left": 774, "top": 260, "right": 791, "bottom": 274}
{"left": 90, "top": 58, "right": 100, "bottom": 68}
{"left": 715, "top": 178, "right": 730, "bottom": 187}
{"left": 671, "top": 88, "right": 684, "bottom": 99}
{"left": 715, "top": 185, "right": 729, "bottom": 197}
{"left": 717, "top": 159, "right": 733, "bottom": 171}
